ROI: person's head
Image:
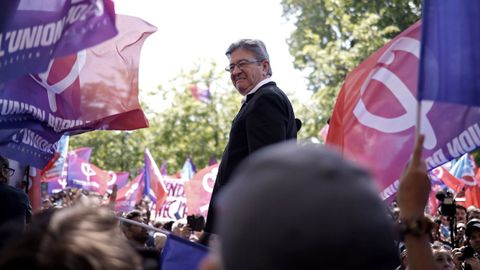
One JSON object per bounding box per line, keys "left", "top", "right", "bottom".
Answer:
{"left": 467, "top": 207, "right": 480, "bottom": 221}
{"left": 0, "top": 203, "right": 142, "bottom": 270}
{"left": 122, "top": 210, "right": 149, "bottom": 246}
{"left": 207, "top": 142, "right": 398, "bottom": 270}
{"left": 0, "top": 156, "right": 13, "bottom": 184}
{"left": 456, "top": 205, "right": 467, "bottom": 223}
{"left": 466, "top": 219, "right": 480, "bottom": 252}
{"left": 432, "top": 246, "right": 455, "bottom": 270}
{"left": 225, "top": 39, "right": 271, "bottom": 96}
{"left": 457, "top": 222, "right": 466, "bottom": 238}
{"left": 153, "top": 232, "right": 167, "bottom": 250}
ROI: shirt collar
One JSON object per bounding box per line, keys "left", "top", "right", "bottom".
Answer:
{"left": 241, "top": 78, "right": 273, "bottom": 104}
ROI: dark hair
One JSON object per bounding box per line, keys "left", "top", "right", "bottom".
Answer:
{"left": 0, "top": 156, "right": 9, "bottom": 183}
{"left": 0, "top": 156, "right": 8, "bottom": 169}
{"left": 226, "top": 39, "right": 272, "bottom": 76}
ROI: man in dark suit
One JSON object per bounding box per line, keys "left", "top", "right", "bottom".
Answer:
{"left": 0, "top": 156, "right": 32, "bottom": 228}
{"left": 203, "top": 39, "right": 298, "bottom": 239}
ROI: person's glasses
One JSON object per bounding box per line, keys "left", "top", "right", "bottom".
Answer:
{"left": 4, "top": 167, "right": 14, "bottom": 176}
{"left": 225, "top": 59, "right": 261, "bottom": 73}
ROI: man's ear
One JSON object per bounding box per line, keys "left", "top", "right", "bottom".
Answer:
{"left": 262, "top": 60, "right": 270, "bottom": 75}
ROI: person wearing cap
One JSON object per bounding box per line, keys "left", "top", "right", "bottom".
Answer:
{"left": 466, "top": 219, "right": 480, "bottom": 254}
{"left": 0, "top": 155, "right": 32, "bottom": 229}
{"left": 200, "top": 142, "right": 399, "bottom": 270}
{"left": 203, "top": 39, "right": 298, "bottom": 238}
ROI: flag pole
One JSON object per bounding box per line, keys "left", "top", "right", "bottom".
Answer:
{"left": 415, "top": 101, "right": 421, "bottom": 140}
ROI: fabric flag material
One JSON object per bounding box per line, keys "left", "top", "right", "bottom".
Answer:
{"left": 430, "top": 163, "right": 480, "bottom": 208}
{"left": 0, "top": 15, "right": 156, "bottom": 168}
{"left": 449, "top": 154, "right": 477, "bottom": 181}
{"left": 143, "top": 148, "right": 168, "bottom": 214}
{"left": 418, "top": 0, "right": 480, "bottom": 106}
{"left": 43, "top": 134, "right": 69, "bottom": 179}
{"left": 161, "top": 234, "right": 209, "bottom": 270}
{"left": 184, "top": 164, "right": 218, "bottom": 217}
{"left": 208, "top": 155, "right": 217, "bottom": 166}
{"left": 189, "top": 84, "right": 211, "bottom": 104}
{"left": 69, "top": 147, "right": 93, "bottom": 161}
{"left": 326, "top": 21, "right": 422, "bottom": 201}
{"left": 0, "top": 0, "right": 117, "bottom": 82}
{"left": 327, "top": 19, "right": 480, "bottom": 201}
{"left": 107, "top": 171, "right": 129, "bottom": 192}
{"left": 66, "top": 153, "right": 108, "bottom": 194}
{"left": 180, "top": 157, "right": 196, "bottom": 181}
{"left": 115, "top": 171, "right": 144, "bottom": 213}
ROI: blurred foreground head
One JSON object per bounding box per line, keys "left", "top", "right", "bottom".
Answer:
{"left": 215, "top": 142, "right": 398, "bottom": 270}
{"left": 0, "top": 201, "right": 141, "bottom": 270}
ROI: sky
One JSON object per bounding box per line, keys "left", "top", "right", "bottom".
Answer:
{"left": 113, "top": 0, "right": 310, "bottom": 102}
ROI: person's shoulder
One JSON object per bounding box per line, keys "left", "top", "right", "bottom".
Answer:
{"left": 0, "top": 184, "right": 29, "bottom": 200}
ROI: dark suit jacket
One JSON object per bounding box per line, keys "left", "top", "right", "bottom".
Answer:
{"left": 205, "top": 81, "right": 297, "bottom": 233}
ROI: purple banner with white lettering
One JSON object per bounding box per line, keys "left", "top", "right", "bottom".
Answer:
{"left": 0, "top": 0, "right": 117, "bottom": 82}
{"left": 0, "top": 15, "right": 155, "bottom": 168}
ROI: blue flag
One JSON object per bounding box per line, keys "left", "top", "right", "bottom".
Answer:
{"left": 161, "top": 234, "right": 209, "bottom": 270}
{"left": 418, "top": 0, "right": 480, "bottom": 105}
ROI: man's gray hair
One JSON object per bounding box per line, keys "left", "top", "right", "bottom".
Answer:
{"left": 226, "top": 39, "right": 272, "bottom": 76}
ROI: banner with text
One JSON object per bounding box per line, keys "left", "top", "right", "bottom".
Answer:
{"left": 0, "top": 0, "right": 117, "bottom": 82}
{"left": 0, "top": 15, "right": 156, "bottom": 168}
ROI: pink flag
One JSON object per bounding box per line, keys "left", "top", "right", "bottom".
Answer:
{"left": 115, "top": 171, "right": 144, "bottom": 213}
{"left": 326, "top": 22, "right": 422, "bottom": 201}
{"left": 184, "top": 164, "right": 218, "bottom": 217}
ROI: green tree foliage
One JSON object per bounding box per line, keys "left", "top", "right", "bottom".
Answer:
{"left": 281, "top": 0, "right": 421, "bottom": 138}
{"left": 70, "top": 62, "right": 239, "bottom": 175}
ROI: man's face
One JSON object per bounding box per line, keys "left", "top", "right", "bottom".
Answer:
{"left": 228, "top": 48, "right": 269, "bottom": 96}
{"left": 469, "top": 230, "right": 480, "bottom": 251}
{"left": 456, "top": 208, "right": 467, "bottom": 223}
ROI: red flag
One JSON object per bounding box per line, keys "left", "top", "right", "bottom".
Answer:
{"left": 326, "top": 21, "right": 421, "bottom": 201}
{"left": 184, "top": 164, "right": 218, "bottom": 216}
{"left": 115, "top": 172, "right": 145, "bottom": 213}
{"left": 431, "top": 166, "right": 480, "bottom": 208}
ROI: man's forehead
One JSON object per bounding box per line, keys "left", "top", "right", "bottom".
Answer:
{"left": 229, "top": 48, "right": 255, "bottom": 61}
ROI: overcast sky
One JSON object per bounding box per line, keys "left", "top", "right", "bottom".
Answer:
{"left": 114, "top": 0, "right": 310, "bottom": 102}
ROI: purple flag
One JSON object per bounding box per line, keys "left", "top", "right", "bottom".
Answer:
{"left": 418, "top": 0, "right": 480, "bottom": 106}
{"left": 161, "top": 234, "right": 209, "bottom": 270}
{"left": 0, "top": 0, "right": 117, "bottom": 82}
{"left": 0, "top": 15, "right": 155, "bottom": 168}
